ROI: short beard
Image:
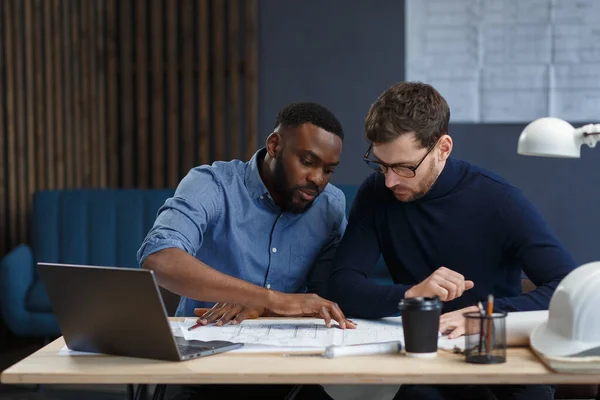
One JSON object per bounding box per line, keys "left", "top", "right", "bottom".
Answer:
{"left": 272, "top": 155, "right": 315, "bottom": 213}
{"left": 396, "top": 157, "right": 439, "bottom": 202}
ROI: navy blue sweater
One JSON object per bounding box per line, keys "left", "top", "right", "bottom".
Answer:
{"left": 328, "top": 157, "right": 577, "bottom": 319}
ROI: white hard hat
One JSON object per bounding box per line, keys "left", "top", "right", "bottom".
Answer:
{"left": 530, "top": 261, "right": 600, "bottom": 358}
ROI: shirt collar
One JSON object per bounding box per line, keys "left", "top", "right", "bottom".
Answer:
{"left": 245, "top": 148, "right": 271, "bottom": 200}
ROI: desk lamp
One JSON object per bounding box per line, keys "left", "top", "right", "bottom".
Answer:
{"left": 517, "top": 117, "right": 600, "bottom": 158}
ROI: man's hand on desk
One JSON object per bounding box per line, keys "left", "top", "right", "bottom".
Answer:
{"left": 404, "top": 266, "right": 474, "bottom": 302}
{"left": 194, "top": 303, "right": 267, "bottom": 326}
{"left": 267, "top": 292, "right": 357, "bottom": 329}
{"left": 438, "top": 305, "right": 480, "bottom": 339}
{"left": 194, "top": 293, "right": 357, "bottom": 329}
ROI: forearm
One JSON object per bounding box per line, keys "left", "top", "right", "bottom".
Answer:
{"left": 329, "top": 269, "right": 410, "bottom": 319}
{"left": 143, "top": 248, "right": 275, "bottom": 309}
{"left": 493, "top": 277, "right": 561, "bottom": 312}
{"left": 498, "top": 188, "right": 577, "bottom": 312}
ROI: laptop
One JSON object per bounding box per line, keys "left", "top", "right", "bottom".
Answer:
{"left": 37, "top": 262, "right": 243, "bottom": 361}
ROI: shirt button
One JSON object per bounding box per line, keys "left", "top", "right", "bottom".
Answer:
{"left": 266, "top": 284, "right": 271, "bottom": 289}
{"left": 260, "top": 195, "right": 264, "bottom": 199}
{"left": 272, "top": 247, "right": 277, "bottom": 253}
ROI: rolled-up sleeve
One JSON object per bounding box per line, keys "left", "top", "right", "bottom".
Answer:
{"left": 137, "top": 167, "right": 223, "bottom": 266}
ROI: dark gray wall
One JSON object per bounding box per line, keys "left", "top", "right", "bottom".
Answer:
{"left": 258, "top": 0, "right": 600, "bottom": 266}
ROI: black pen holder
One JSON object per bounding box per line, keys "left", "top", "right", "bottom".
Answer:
{"left": 463, "top": 311, "right": 507, "bottom": 364}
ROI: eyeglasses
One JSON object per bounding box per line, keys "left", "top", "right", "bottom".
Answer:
{"left": 363, "top": 140, "right": 438, "bottom": 178}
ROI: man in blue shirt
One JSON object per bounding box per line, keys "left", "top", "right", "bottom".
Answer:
{"left": 138, "top": 102, "right": 353, "bottom": 400}
{"left": 328, "top": 82, "right": 576, "bottom": 400}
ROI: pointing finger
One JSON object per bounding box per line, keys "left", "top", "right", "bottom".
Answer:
{"left": 320, "top": 306, "right": 332, "bottom": 328}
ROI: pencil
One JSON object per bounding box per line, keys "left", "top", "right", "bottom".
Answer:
{"left": 187, "top": 322, "right": 203, "bottom": 331}
{"left": 486, "top": 294, "right": 494, "bottom": 355}
{"left": 477, "top": 301, "right": 484, "bottom": 353}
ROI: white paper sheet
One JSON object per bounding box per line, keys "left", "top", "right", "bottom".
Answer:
{"left": 506, "top": 310, "right": 548, "bottom": 346}
{"left": 406, "top": 0, "right": 600, "bottom": 123}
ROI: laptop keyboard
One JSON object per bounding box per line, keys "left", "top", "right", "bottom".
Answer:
{"left": 174, "top": 336, "right": 215, "bottom": 357}
{"left": 177, "top": 343, "right": 213, "bottom": 357}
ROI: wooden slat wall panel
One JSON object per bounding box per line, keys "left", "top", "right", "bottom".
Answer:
{"left": 167, "top": 0, "right": 179, "bottom": 188}
{"left": 229, "top": 0, "right": 241, "bottom": 160}
{"left": 151, "top": 0, "right": 165, "bottom": 188}
{"left": 0, "top": 0, "right": 6, "bottom": 263}
{"left": 136, "top": 0, "right": 149, "bottom": 188}
{"left": 96, "top": 0, "right": 107, "bottom": 188}
{"left": 198, "top": 0, "right": 210, "bottom": 165}
{"left": 62, "top": 0, "right": 74, "bottom": 188}
{"left": 245, "top": 0, "right": 259, "bottom": 161}
{"left": 105, "top": 0, "right": 118, "bottom": 188}
{"left": 14, "top": 0, "right": 27, "bottom": 240}
{"left": 181, "top": 0, "right": 195, "bottom": 175}
{"left": 77, "top": 2, "right": 93, "bottom": 186}
{"left": 88, "top": 0, "right": 98, "bottom": 187}
{"left": 0, "top": 0, "right": 258, "bottom": 350}
{"left": 43, "top": 0, "right": 55, "bottom": 190}
{"left": 213, "top": 1, "right": 225, "bottom": 161}
{"left": 53, "top": 0, "right": 64, "bottom": 189}
{"left": 80, "top": 0, "right": 90, "bottom": 186}
{"left": 33, "top": 0, "right": 45, "bottom": 191}
{"left": 25, "top": 0, "right": 36, "bottom": 209}
{"left": 119, "top": 0, "right": 134, "bottom": 188}
{"left": 2, "top": 0, "right": 21, "bottom": 352}
{"left": 4, "top": 0, "right": 19, "bottom": 249}
{"left": 71, "top": 0, "right": 83, "bottom": 187}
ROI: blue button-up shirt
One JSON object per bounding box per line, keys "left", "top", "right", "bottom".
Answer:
{"left": 137, "top": 149, "right": 347, "bottom": 316}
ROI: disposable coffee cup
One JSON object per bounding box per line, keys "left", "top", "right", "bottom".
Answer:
{"left": 398, "top": 296, "right": 442, "bottom": 358}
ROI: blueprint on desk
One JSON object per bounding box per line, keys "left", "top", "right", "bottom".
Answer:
{"left": 178, "top": 317, "right": 465, "bottom": 353}
{"left": 406, "top": 0, "right": 600, "bottom": 122}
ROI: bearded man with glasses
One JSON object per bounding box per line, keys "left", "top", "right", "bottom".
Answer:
{"left": 327, "top": 82, "right": 575, "bottom": 400}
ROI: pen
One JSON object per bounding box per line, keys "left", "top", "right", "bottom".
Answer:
{"left": 477, "top": 301, "right": 484, "bottom": 354}
{"left": 486, "top": 294, "right": 494, "bottom": 355}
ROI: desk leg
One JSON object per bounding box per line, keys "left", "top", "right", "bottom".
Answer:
{"left": 284, "top": 385, "right": 303, "bottom": 400}
{"left": 137, "top": 385, "right": 148, "bottom": 399}
{"left": 127, "top": 384, "right": 150, "bottom": 400}
{"left": 127, "top": 384, "right": 135, "bottom": 400}
{"left": 152, "top": 384, "right": 166, "bottom": 400}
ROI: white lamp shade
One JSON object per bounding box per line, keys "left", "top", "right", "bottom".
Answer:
{"left": 517, "top": 117, "right": 581, "bottom": 158}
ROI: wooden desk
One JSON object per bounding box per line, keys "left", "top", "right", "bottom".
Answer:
{"left": 2, "top": 336, "right": 600, "bottom": 386}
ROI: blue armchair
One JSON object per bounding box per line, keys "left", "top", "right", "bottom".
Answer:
{"left": 0, "top": 189, "right": 175, "bottom": 337}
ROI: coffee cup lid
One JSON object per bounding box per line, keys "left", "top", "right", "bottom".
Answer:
{"left": 398, "top": 296, "right": 442, "bottom": 311}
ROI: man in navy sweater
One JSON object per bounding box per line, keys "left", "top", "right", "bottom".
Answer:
{"left": 328, "top": 82, "right": 577, "bottom": 400}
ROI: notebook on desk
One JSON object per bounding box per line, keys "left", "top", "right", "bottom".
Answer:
{"left": 37, "top": 262, "right": 243, "bottom": 361}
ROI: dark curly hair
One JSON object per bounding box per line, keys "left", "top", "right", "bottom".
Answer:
{"left": 275, "top": 102, "right": 344, "bottom": 140}
{"left": 365, "top": 82, "right": 450, "bottom": 148}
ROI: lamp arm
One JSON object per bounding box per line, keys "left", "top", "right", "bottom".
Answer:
{"left": 574, "top": 124, "right": 600, "bottom": 148}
